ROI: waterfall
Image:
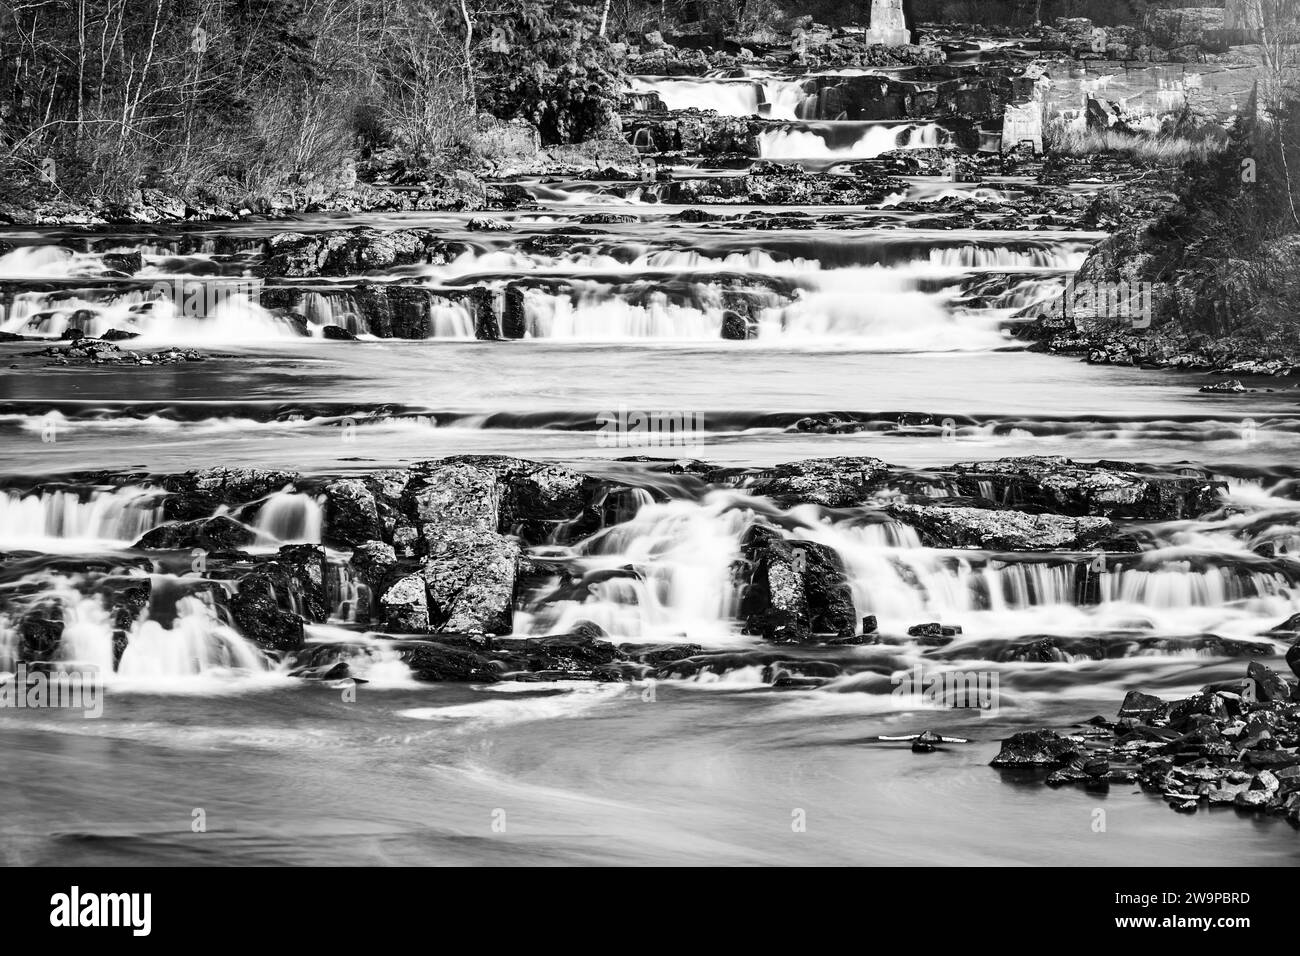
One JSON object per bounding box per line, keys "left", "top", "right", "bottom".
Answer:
{"left": 253, "top": 491, "right": 324, "bottom": 544}
{"left": 118, "top": 595, "right": 268, "bottom": 677}
{"left": 758, "top": 122, "right": 945, "bottom": 159}
{"left": 0, "top": 486, "right": 166, "bottom": 548}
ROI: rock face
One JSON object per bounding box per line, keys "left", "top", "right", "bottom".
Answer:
{"left": 890, "top": 503, "right": 1118, "bottom": 551}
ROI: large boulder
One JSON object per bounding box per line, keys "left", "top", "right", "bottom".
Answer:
{"left": 990, "top": 730, "right": 1084, "bottom": 767}
{"left": 135, "top": 515, "right": 256, "bottom": 551}
{"left": 380, "top": 574, "right": 430, "bottom": 633}
{"left": 322, "top": 478, "right": 382, "bottom": 546}
{"left": 260, "top": 227, "right": 456, "bottom": 277}
{"left": 720, "top": 457, "right": 891, "bottom": 509}
{"left": 406, "top": 462, "right": 502, "bottom": 536}
{"left": 421, "top": 527, "right": 519, "bottom": 634}
{"left": 228, "top": 569, "right": 305, "bottom": 653}
{"left": 890, "top": 503, "right": 1118, "bottom": 551}
{"left": 739, "top": 525, "right": 811, "bottom": 642}
{"left": 945, "top": 458, "right": 1223, "bottom": 520}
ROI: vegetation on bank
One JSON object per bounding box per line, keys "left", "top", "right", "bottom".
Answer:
{"left": 0, "top": 0, "right": 631, "bottom": 207}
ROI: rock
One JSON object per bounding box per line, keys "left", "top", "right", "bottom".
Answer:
{"left": 349, "top": 540, "right": 397, "bottom": 591}
{"left": 739, "top": 525, "right": 810, "bottom": 643}
{"left": 990, "top": 730, "right": 1084, "bottom": 768}
{"left": 946, "top": 457, "right": 1224, "bottom": 520}
{"left": 228, "top": 569, "right": 305, "bottom": 653}
{"left": 17, "top": 615, "right": 64, "bottom": 662}
{"left": 380, "top": 574, "right": 430, "bottom": 633}
{"left": 323, "top": 478, "right": 382, "bottom": 546}
{"left": 135, "top": 515, "right": 255, "bottom": 550}
{"left": 794, "top": 542, "right": 856, "bottom": 639}
{"left": 260, "top": 227, "right": 454, "bottom": 277}
{"left": 396, "top": 640, "right": 499, "bottom": 681}
{"left": 406, "top": 462, "right": 502, "bottom": 535}
{"left": 320, "top": 324, "right": 357, "bottom": 340}
{"left": 723, "top": 457, "right": 890, "bottom": 508}
{"left": 182, "top": 466, "right": 299, "bottom": 504}
{"left": 861, "top": 615, "right": 878, "bottom": 634}
{"left": 468, "top": 217, "right": 512, "bottom": 232}
{"left": 276, "top": 544, "right": 330, "bottom": 622}
{"left": 420, "top": 527, "right": 519, "bottom": 634}
{"left": 1199, "top": 379, "right": 1246, "bottom": 393}
{"left": 912, "top": 730, "right": 944, "bottom": 753}
{"left": 1246, "top": 660, "right": 1292, "bottom": 703}
{"left": 1118, "top": 690, "right": 1167, "bottom": 721}
{"left": 889, "top": 503, "right": 1118, "bottom": 551}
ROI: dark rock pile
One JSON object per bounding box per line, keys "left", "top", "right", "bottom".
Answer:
{"left": 991, "top": 653, "right": 1300, "bottom": 826}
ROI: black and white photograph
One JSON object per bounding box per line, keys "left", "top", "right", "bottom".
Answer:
{"left": 0, "top": 0, "right": 1298, "bottom": 897}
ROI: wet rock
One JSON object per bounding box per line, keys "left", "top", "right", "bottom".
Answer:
{"left": 380, "top": 574, "right": 429, "bottom": 633}
{"left": 349, "top": 540, "right": 397, "bottom": 592}
{"left": 406, "top": 461, "right": 502, "bottom": 535}
{"left": 1199, "top": 379, "right": 1246, "bottom": 393}
{"left": 323, "top": 479, "right": 382, "bottom": 547}
{"left": 861, "top": 615, "right": 878, "bottom": 634}
{"left": 276, "top": 544, "right": 330, "bottom": 622}
{"left": 991, "top": 730, "right": 1085, "bottom": 768}
{"left": 179, "top": 466, "right": 299, "bottom": 505}
{"left": 1246, "top": 660, "right": 1293, "bottom": 703}
{"left": 620, "top": 642, "right": 704, "bottom": 665}
{"left": 795, "top": 542, "right": 856, "bottom": 639}
{"left": 420, "top": 527, "right": 519, "bottom": 634}
{"left": 890, "top": 503, "right": 1118, "bottom": 551}
{"left": 396, "top": 640, "right": 499, "bottom": 681}
{"left": 1118, "top": 690, "right": 1167, "bottom": 721}
{"left": 17, "top": 615, "right": 64, "bottom": 662}
{"left": 946, "top": 457, "right": 1224, "bottom": 520}
{"left": 912, "top": 730, "right": 945, "bottom": 753}
{"left": 724, "top": 457, "right": 890, "bottom": 508}
{"left": 739, "top": 525, "right": 810, "bottom": 643}
{"left": 320, "top": 325, "right": 357, "bottom": 340}
{"left": 439, "top": 456, "right": 591, "bottom": 543}
{"left": 468, "top": 217, "right": 512, "bottom": 232}
{"left": 135, "top": 515, "right": 255, "bottom": 551}
{"left": 260, "top": 227, "right": 455, "bottom": 277}
{"left": 228, "top": 569, "right": 305, "bottom": 653}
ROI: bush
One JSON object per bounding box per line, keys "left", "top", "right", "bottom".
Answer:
{"left": 474, "top": 1, "right": 623, "bottom": 145}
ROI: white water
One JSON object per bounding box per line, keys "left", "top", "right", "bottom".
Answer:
{"left": 517, "top": 488, "right": 1300, "bottom": 647}
{"left": 253, "top": 491, "right": 324, "bottom": 544}
{"left": 627, "top": 76, "right": 809, "bottom": 119}
{"left": 759, "top": 122, "right": 944, "bottom": 159}
{"left": 0, "top": 486, "right": 165, "bottom": 549}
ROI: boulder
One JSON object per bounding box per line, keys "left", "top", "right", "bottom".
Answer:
{"left": 990, "top": 730, "right": 1084, "bottom": 767}
{"left": 420, "top": 527, "right": 520, "bottom": 634}
{"left": 323, "top": 478, "right": 382, "bottom": 546}
{"left": 889, "top": 503, "right": 1118, "bottom": 551}
{"left": 380, "top": 574, "right": 430, "bottom": 633}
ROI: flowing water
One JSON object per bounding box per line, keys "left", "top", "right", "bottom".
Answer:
{"left": 1, "top": 64, "right": 1298, "bottom": 866}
